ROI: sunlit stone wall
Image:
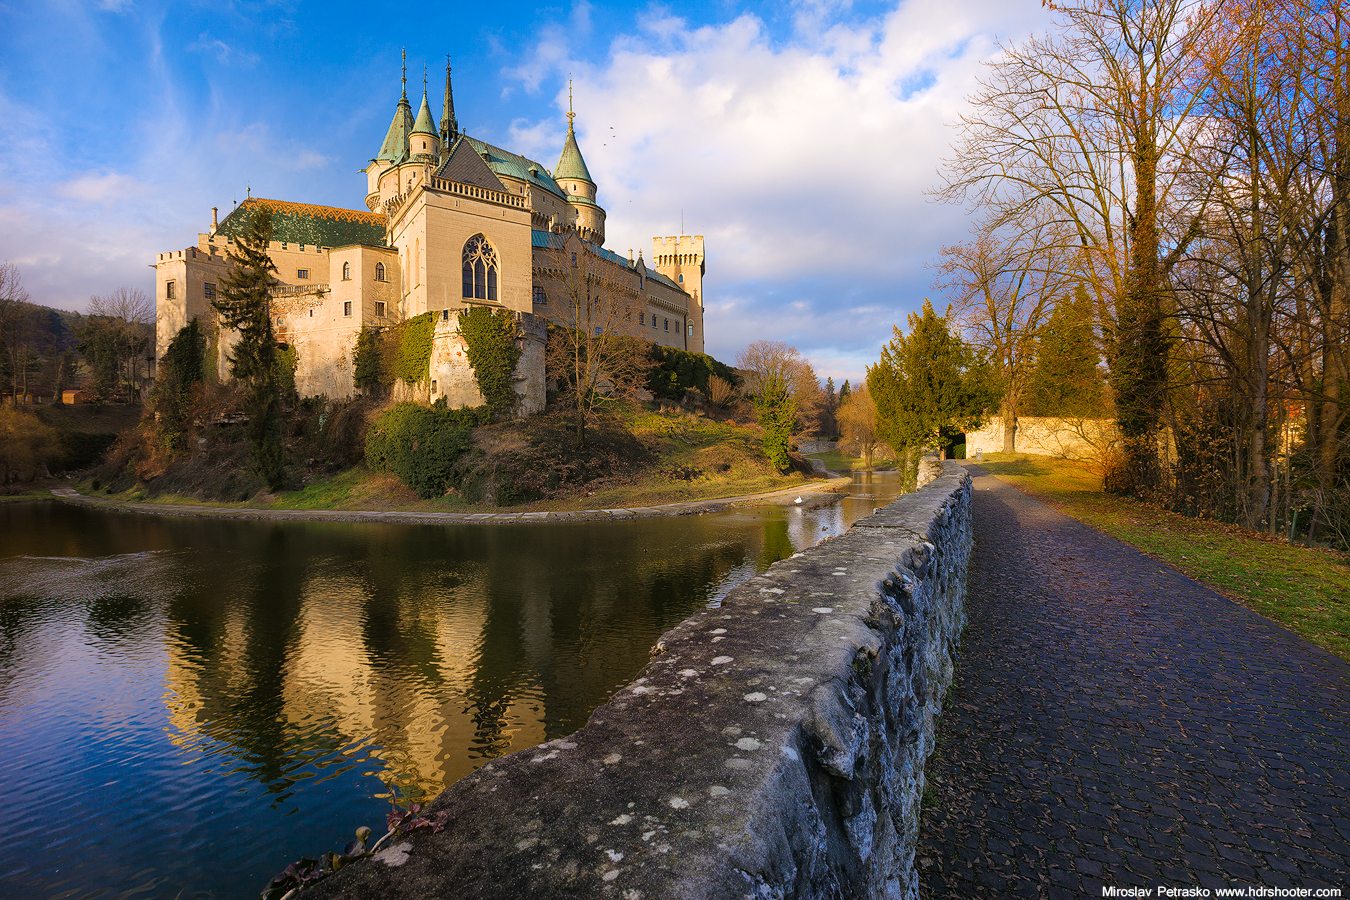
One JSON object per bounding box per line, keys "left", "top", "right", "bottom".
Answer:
{"left": 310, "top": 461, "right": 973, "bottom": 900}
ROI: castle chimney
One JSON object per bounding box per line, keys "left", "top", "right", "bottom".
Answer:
{"left": 211, "top": 206, "right": 219, "bottom": 233}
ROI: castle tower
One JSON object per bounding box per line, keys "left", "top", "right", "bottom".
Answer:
{"left": 365, "top": 51, "right": 415, "bottom": 211}
{"left": 553, "top": 81, "right": 606, "bottom": 245}
{"left": 652, "top": 235, "right": 706, "bottom": 354}
{"left": 410, "top": 83, "right": 440, "bottom": 162}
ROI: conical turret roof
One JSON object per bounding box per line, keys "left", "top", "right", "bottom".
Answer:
{"left": 376, "top": 93, "right": 414, "bottom": 164}
{"left": 412, "top": 90, "right": 438, "bottom": 137}
{"left": 555, "top": 120, "right": 594, "bottom": 184}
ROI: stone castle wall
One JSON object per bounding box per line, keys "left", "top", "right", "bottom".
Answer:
{"left": 966, "top": 415, "right": 1119, "bottom": 459}
{"left": 308, "top": 462, "right": 973, "bottom": 900}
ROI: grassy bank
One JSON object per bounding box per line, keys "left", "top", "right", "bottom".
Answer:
{"left": 975, "top": 453, "right": 1350, "bottom": 663}
{"left": 805, "top": 448, "right": 898, "bottom": 472}
{"left": 86, "top": 401, "right": 829, "bottom": 514}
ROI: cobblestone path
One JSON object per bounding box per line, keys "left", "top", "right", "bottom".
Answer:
{"left": 917, "top": 467, "right": 1350, "bottom": 899}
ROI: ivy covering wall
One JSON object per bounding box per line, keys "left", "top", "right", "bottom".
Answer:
{"left": 395, "top": 312, "right": 437, "bottom": 384}
{"left": 457, "top": 307, "right": 522, "bottom": 416}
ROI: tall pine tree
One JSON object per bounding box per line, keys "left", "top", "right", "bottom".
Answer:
{"left": 868, "top": 300, "right": 997, "bottom": 456}
{"left": 1024, "top": 286, "right": 1108, "bottom": 417}
{"left": 213, "top": 208, "right": 285, "bottom": 489}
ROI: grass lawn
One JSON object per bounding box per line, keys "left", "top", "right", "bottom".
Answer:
{"left": 805, "top": 449, "right": 897, "bottom": 472}
{"left": 973, "top": 453, "right": 1350, "bottom": 663}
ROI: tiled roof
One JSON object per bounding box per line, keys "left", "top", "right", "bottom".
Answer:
{"left": 530, "top": 230, "right": 686, "bottom": 295}
{"left": 216, "top": 198, "right": 386, "bottom": 248}
{"left": 463, "top": 137, "right": 568, "bottom": 201}
{"left": 437, "top": 138, "right": 509, "bottom": 192}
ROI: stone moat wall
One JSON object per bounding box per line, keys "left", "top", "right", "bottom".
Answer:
{"left": 309, "top": 461, "right": 973, "bottom": 900}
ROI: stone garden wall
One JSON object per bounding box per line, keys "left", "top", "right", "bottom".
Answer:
{"left": 309, "top": 461, "right": 973, "bottom": 900}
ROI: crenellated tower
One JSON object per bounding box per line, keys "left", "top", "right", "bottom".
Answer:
{"left": 652, "top": 234, "right": 706, "bottom": 353}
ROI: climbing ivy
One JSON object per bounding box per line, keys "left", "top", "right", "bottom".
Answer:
{"left": 457, "top": 306, "right": 522, "bottom": 416}
{"left": 394, "top": 311, "right": 437, "bottom": 385}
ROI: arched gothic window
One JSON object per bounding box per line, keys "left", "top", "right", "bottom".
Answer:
{"left": 342, "top": 261, "right": 351, "bottom": 281}
{"left": 375, "top": 262, "right": 386, "bottom": 282}
{"left": 462, "top": 234, "right": 499, "bottom": 302}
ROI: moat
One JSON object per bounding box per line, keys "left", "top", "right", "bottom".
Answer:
{"left": 0, "top": 472, "right": 901, "bottom": 899}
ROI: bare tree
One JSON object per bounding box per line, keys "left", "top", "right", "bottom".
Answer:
{"left": 82, "top": 287, "right": 154, "bottom": 402}
{"left": 543, "top": 248, "right": 648, "bottom": 446}
{"left": 938, "top": 0, "right": 1228, "bottom": 492}
{"left": 836, "top": 384, "right": 880, "bottom": 469}
{"left": 937, "top": 217, "right": 1073, "bottom": 452}
{"left": 737, "top": 340, "right": 818, "bottom": 470}
{"left": 0, "top": 263, "right": 37, "bottom": 405}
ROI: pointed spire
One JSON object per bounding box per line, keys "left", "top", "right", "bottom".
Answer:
{"left": 376, "top": 53, "right": 416, "bottom": 165}
{"left": 441, "top": 55, "right": 458, "bottom": 145}
{"left": 412, "top": 89, "right": 438, "bottom": 137}
{"left": 555, "top": 78, "right": 594, "bottom": 184}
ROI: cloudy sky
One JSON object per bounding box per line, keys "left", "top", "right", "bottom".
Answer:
{"left": 0, "top": 0, "right": 1053, "bottom": 383}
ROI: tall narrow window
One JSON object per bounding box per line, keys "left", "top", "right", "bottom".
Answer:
{"left": 461, "top": 234, "right": 499, "bottom": 301}
{"left": 375, "top": 262, "right": 386, "bottom": 282}
{"left": 342, "top": 262, "right": 351, "bottom": 281}
{"left": 166, "top": 281, "right": 176, "bottom": 300}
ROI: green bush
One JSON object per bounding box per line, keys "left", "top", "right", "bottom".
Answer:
{"left": 646, "top": 345, "right": 738, "bottom": 401}
{"left": 365, "top": 402, "right": 490, "bottom": 498}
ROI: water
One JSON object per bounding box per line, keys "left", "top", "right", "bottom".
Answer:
{"left": 0, "top": 471, "right": 902, "bottom": 899}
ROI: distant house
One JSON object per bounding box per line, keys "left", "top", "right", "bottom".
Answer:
{"left": 62, "top": 390, "right": 85, "bottom": 405}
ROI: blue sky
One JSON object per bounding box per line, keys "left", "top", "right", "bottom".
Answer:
{"left": 0, "top": 0, "right": 1052, "bottom": 383}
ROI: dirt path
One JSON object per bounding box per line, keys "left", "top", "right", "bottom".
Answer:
{"left": 917, "top": 465, "right": 1350, "bottom": 898}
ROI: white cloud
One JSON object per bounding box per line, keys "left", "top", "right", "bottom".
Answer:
{"left": 504, "top": 0, "right": 1052, "bottom": 377}
{"left": 55, "top": 171, "right": 148, "bottom": 204}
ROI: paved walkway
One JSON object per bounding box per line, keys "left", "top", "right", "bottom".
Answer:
{"left": 918, "top": 466, "right": 1350, "bottom": 899}
{"left": 47, "top": 477, "right": 849, "bottom": 525}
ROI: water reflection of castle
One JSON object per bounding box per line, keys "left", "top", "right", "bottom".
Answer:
{"left": 158, "top": 519, "right": 762, "bottom": 799}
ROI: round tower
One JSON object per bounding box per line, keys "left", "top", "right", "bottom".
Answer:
{"left": 554, "top": 83, "right": 606, "bottom": 245}
{"left": 365, "top": 52, "right": 416, "bottom": 211}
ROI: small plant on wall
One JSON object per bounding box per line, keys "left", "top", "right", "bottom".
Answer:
{"left": 457, "top": 306, "right": 522, "bottom": 417}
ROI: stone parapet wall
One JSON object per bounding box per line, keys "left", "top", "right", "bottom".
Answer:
{"left": 308, "top": 462, "right": 972, "bottom": 900}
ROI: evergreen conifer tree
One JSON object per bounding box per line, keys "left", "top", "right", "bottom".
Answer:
{"left": 1024, "top": 286, "right": 1107, "bottom": 417}
{"left": 867, "top": 300, "right": 997, "bottom": 455}
{"left": 212, "top": 208, "right": 285, "bottom": 489}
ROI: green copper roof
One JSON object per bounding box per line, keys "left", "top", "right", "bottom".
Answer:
{"left": 412, "top": 91, "right": 438, "bottom": 137}
{"left": 529, "top": 230, "right": 687, "bottom": 295}
{"left": 376, "top": 94, "right": 414, "bottom": 164}
{"left": 554, "top": 122, "right": 594, "bottom": 184}
{"left": 217, "top": 198, "right": 386, "bottom": 248}
{"left": 461, "top": 136, "right": 568, "bottom": 201}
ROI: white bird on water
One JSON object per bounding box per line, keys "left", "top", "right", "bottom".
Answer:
{"left": 794, "top": 496, "right": 803, "bottom": 504}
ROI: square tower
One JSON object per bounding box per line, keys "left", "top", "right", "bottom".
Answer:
{"left": 652, "top": 235, "right": 705, "bottom": 354}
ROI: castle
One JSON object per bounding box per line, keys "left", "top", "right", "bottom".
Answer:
{"left": 153, "top": 59, "right": 706, "bottom": 413}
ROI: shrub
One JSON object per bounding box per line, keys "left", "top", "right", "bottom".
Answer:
{"left": 646, "top": 345, "right": 739, "bottom": 401}
{"left": 365, "top": 402, "right": 490, "bottom": 499}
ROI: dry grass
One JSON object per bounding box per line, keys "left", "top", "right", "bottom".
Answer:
{"left": 977, "top": 452, "right": 1350, "bottom": 662}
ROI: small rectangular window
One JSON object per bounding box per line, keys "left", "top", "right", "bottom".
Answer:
{"left": 282, "top": 242, "right": 288, "bottom": 250}
{"left": 376, "top": 301, "right": 386, "bottom": 318}
{"left": 166, "top": 281, "right": 176, "bottom": 300}
{"left": 664, "top": 319, "right": 669, "bottom": 331}
{"left": 343, "top": 301, "right": 352, "bottom": 317}
{"left": 297, "top": 268, "right": 309, "bottom": 279}
{"left": 639, "top": 313, "right": 644, "bottom": 325}
{"left": 204, "top": 282, "right": 216, "bottom": 301}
